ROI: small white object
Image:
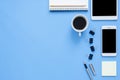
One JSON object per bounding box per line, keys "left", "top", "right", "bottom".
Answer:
{"left": 79, "top": 33, "right": 81, "bottom": 37}
{"left": 49, "top": 0, "right": 88, "bottom": 11}
{"left": 102, "top": 61, "right": 117, "bottom": 76}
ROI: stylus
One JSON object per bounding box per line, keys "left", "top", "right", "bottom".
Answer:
{"left": 84, "top": 62, "right": 93, "bottom": 80}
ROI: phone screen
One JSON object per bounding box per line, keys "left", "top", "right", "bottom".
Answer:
{"left": 102, "top": 29, "right": 116, "bottom": 53}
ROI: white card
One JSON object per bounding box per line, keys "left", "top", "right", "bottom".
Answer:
{"left": 102, "top": 61, "right": 117, "bottom": 76}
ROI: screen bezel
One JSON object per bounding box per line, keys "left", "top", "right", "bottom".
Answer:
{"left": 102, "top": 26, "right": 117, "bottom": 56}
{"left": 91, "top": 0, "right": 118, "bottom": 20}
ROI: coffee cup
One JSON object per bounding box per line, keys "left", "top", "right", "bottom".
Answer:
{"left": 71, "top": 15, "right": 88, "bottom": 36}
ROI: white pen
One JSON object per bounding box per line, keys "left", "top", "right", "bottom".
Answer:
{"left": 89, "top": 64, "right": 96, "bottom": 76}
{"left": 84, "top": 62, "right": 93, "bottom": 80}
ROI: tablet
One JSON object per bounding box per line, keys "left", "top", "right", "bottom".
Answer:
{"left": 91, "top": 0, "right": 118, "bottom": 20}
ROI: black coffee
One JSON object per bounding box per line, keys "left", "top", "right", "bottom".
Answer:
{"left": 73, "top": 16, "right": 87, "bottom": 30}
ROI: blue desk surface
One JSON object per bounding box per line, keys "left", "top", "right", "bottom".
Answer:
{"left": 0, "top": 0, "right": 120, "bottom": 80}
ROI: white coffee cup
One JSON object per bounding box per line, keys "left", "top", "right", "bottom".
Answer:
{"left": 71, "top": 15, "right": 88, "bottom": 36}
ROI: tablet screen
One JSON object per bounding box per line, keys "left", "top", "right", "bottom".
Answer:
{"left": 93, "top": 0, "right": 116, "bottom": 16}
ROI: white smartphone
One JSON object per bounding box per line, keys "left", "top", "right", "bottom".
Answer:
{"left": 102, "top": 26, "right": 117, "bottom": 56}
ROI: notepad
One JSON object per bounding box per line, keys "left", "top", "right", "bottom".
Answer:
{"left": 102, "top": 61, "right": 117, "bottom": 76}
{"left": 49, "top": 0, "right": 88, "bottom": 11}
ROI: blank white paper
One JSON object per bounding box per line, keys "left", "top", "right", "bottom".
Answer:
{"left": 102, "top": 61, "right": 117, "bottom": 76}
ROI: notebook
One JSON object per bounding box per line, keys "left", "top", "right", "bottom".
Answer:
{"left": 49, "top": 0, "right": 88, "bottom": 11}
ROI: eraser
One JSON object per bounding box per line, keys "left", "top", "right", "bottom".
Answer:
{"left": 90, "top": 46, "right": 95, "bottom": 52}
{"left": 89, "top": 30, "right": 95, "bottom": 36}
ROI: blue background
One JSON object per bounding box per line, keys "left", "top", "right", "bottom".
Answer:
{"left": 0, "top": 0, "right": 120, "bottom": 80}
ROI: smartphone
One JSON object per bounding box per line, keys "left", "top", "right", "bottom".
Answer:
{"left": 102, "top": 26, "right": 117, "bottom": 56}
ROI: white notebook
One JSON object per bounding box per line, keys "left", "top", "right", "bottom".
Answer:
{"left": 49, "top": 0, "right": 88, "bottom": 11}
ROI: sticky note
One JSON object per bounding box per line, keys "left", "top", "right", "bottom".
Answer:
{"left": 102, "top": 61, "right": 117, "bottom": 76}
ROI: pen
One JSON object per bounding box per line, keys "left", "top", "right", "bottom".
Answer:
{"left": 84, "top": 62, "right": 93, "bottom": 80}
{"left": 89, "top": 64, "right": 96, "bottom": 76}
